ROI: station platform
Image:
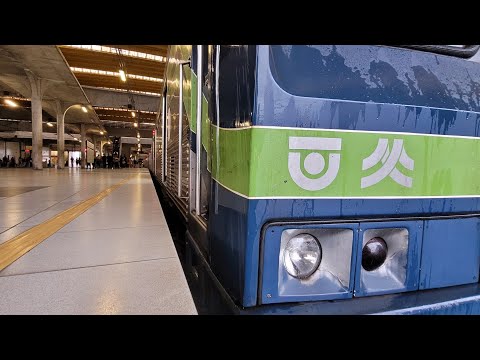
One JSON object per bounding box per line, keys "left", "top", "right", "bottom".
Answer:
{"left": 0, "top": 168, "right": 197, "bottom": 315}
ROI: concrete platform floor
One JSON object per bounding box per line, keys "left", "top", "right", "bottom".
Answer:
{"left": 0, "top": 168, "right": 197, "bottom": 315}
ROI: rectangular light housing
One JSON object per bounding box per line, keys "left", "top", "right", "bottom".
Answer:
{"left": 261, "top": 223, "right": 357, "bottom": 304}
{"left": 354, "top": 221, "right": 422, "bottom": 297}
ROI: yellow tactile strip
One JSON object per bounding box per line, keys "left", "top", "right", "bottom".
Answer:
{"left": 0, "top": 174, "right": 137, "bottom": 272}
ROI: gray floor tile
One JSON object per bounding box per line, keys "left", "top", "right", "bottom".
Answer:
{"left": 0, "top": 259, "right": 197, "bottom": 314}
{"left": 0, "top": 168, "right": 194, "bottom": 315}
{"left": 1, "top": 225, "right": 176, "bottom": 276}
{"left": 59, "top": 208, "right": 167, "bottom": 232}
{"left": 0, "top": 211, "right": 39, "bottom": 228}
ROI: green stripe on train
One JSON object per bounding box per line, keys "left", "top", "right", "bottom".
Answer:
{"left": 211, "top": 126, "right": 480, "bottom": 198}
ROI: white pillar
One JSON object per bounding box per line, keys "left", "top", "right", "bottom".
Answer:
{"left": 55, "top": 100, "right": 65, "bottom": 169}
{"left": 80, "top": 123, "right": 86, "bottom": 169}
{"left": 100, "top": 140, "right": 107, "bottom": 156}
{"left": 26, "top": 71, "right": 46, "bottom": 170}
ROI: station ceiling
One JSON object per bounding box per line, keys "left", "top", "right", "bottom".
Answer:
{"left": 58, "top": 45, "right": 166, "bottom": 134}
{"left": 0, "top": 45, "right": 167, "bottom": 141}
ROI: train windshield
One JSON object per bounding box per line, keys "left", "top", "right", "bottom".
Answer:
{"left": 268, "top": 45, "right": 480, "bottom": 112}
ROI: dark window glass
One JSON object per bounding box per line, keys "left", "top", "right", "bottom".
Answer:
{"left": 218, "top": 45, "right": 256, "bottom": 128}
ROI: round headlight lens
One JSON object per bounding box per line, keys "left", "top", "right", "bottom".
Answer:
{"left": 283, "top": 234, "right": 322, "bottom": 279}
{"left": 362, "top": 237, "right": 388, "bottom": 271}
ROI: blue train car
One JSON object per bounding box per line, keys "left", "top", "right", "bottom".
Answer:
{"left": 150, "top": 45, "right": 480, "bottom": 314}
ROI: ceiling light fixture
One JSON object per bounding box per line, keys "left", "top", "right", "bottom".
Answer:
{"left": 133, "top": 122, "right": 138, "bottom": 128}
{"left": 4, "top": 99, "right": 18, "bottom": 107}
{"left": 131, "top": 111, "right": 135, "bottom": 118}
{"left": 119, "top": 69, "right": 127, "bottom": 82}
{"left": 73, "top": 137, "right": 78, "bottom": 141}
{"left": 100, "top": 131, "right": 104, "bottom": 135}
{"left": 81, "top": 106, "right": 88, "bottom": 113}
{"left": 47, "top": 122, "right": 54, "bottom": 127}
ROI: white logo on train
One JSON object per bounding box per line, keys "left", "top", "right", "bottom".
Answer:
{"left": 288, "top": 136, "right": 342, "bottom": 191}
{"left": 287, "top": 136, "right": 415, "bottom": 191}
{"left": 360, "top": 138, "right": 414, "bottom": 189}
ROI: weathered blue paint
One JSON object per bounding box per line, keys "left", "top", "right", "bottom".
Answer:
{"left": 256, "top": 46, "right": 480, "bottom": 138}
{"left": 166, "top": 45, "right": 480, "bottom": 311}
{"left": 242, "top": 198, "right": 480, "bottom": 306}
{"left": 206, "top": 46, "right": 256, "bottom": 305}
{"left": 208, "top": 180, "right": 249, "bottom": 304}
{"left": 267, "top": 45, "right": 480, "bottom": 122}
{"left": 375, "top": 295, "right": 480, "bottom": 315}
{"left": 241, "top": 45, "right": 480, "bottom": 307}
{"left": 419, "top": 217, "right": 480, "bottom": 290}
{"left": 240, "top": 283, "right": 480, "bottom": 315}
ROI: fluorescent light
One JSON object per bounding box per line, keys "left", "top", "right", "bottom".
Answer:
{"left": 71, "top": 67, "right": 163, "bottom": 83}
{"left": 93, "top": 106, "right": 156, "bottom": 114}
{"left": 61, "top": 45, "right": 167, "bottom": 63}
{"left": 85, "top": 86, "right": 160, "bottom": 96}
{"left": 82, "top": 106, "right": 88, "bottom": 113}
{"left": 133, "top": 122, "right": 138, "bottom": 128}
{"left": 100, "top": 131, "right": 104, "bottom": 135}
{"left": 119, "top": 69, "right": 127, "bottom": 82}
{"left": 4, "top": 99, "right": 18, "bottom": 107}
{"left": 131, "top": 111, "right": 135, "bottom": 118}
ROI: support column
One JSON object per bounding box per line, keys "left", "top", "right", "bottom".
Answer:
{"left": 80, "top": 123, "right": 86, "bottom": 169}
{"left": 26, "top": 71, "right": 46, "bottom": 170}
{"left": 100, "top": 141, "right": 107, "bottom": 156}
{"left": 55, "top": 100, "right": 65, "bottom": 169}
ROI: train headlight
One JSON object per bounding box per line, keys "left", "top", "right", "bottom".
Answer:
{"left": 355, "top": 226, "right": 421, "bottom": 297}
{"left": 262, "top": 227, "right": 355, "bottom": 303}
{"left": 362, "top": 237, "right": 388, "bottom": 271}
{"left": 283, "top": 234, "right": 322, "bottom": 279}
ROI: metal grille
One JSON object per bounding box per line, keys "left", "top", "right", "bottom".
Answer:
{"left": 164, "top": 104, "right": 190, "bottom": 215}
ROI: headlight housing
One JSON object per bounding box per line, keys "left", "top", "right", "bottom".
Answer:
{"left": 355, "top": 223, "right": 422, "bottom": 297}
{"left": 261, "top": 225, "right": 356, "bottom": 304}
{"left": 283, "top": 234, "right": 322, "bottom": 279}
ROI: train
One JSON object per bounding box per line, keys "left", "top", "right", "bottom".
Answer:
{"left": 149, "top": 45, "right": 480, "bottom": 314}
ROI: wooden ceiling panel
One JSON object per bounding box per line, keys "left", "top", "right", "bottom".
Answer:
{"left": 57, "top": 45, "right": 167, "bottom": 129}
{"left": 60, "top": 47, "right": 165, "bottom": 78}
{"left": 73, "top": 73, "right": 162, "bottom": 94}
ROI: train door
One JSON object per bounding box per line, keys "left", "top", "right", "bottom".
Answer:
{"left": 188, "top": 45, "right": 216, "bottom": 254}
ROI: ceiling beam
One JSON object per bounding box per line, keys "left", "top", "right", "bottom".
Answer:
{"left": 83, "top": 87, "right": 160, "bottom": 112}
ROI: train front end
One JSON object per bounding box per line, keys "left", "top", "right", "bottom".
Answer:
{"left": 236, "top": 45, "right": 480, "bottom": 314}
